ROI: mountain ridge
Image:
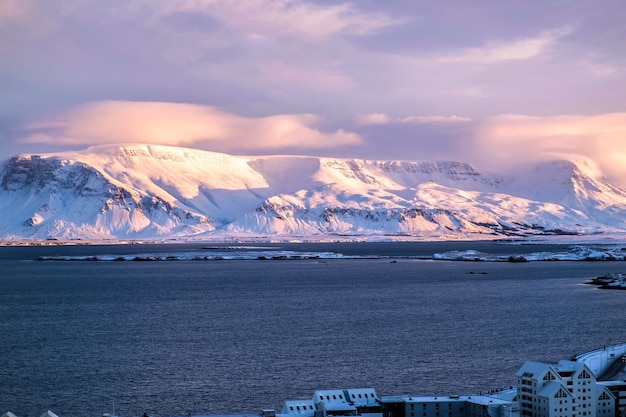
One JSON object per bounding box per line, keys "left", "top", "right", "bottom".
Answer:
{"left": 1, "top": 144, "right": 625, "bottom": 241}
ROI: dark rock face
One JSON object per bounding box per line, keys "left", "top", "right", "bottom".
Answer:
{"left": 0, "top": 155, "right": 213, "bottom": 238}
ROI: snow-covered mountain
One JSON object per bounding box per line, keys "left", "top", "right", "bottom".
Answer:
{"left": 1, "top": 144, "right": 625, "bottom": 241}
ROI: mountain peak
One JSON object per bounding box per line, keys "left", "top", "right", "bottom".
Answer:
{"left": 531, "top": 156, "right": 604, "bottom": 181}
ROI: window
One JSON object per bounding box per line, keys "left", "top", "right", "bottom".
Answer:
{"left": 555, "top": 389, "right": 568, "bottom": 398}
{"left": 544, "top": 372, "right": 556, "bottom": 381}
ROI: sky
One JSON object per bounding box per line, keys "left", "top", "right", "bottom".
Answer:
{"left": 1, "top": 0, "right": 626, "bottom": 183}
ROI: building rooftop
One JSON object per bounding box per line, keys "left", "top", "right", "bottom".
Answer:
{"left": 383, "top": 395, "right": 513, "bottom": 405}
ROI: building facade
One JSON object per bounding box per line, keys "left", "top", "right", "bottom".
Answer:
{"left": 278, "top": 388, "right": 520, "bottom": 417}
{"left": 516, "top": 360, "right": 616, "bottom": 417}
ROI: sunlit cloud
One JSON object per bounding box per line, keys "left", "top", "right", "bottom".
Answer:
{"left": 356, "top": 113, "right": 471, "bottom": 126}
{"left": 355, "top": 113, "right": 391, "bottom": 126}
{"left": 473, "top": 113, "right": 626, "bottom": 185}
{"left": 439, "top": 26, "right": 572, "bottom": 64}
{"left": 19, "top": 101, "right": 362, "bottom": 152}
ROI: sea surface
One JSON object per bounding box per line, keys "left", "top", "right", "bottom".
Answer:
{"left": 2, "top": 241, "right": 626, "bottom": 417}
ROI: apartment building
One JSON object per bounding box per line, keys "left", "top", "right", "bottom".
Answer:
{"left": 516, "top": 360, "right": 615, "bottom": 417}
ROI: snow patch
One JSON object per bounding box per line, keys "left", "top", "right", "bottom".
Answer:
{"left": 433, "top": 245, "right": 626, "bottom": 261}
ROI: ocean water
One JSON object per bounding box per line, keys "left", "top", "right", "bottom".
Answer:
{"left": 1, "top": 242, "right": 626, "bottom": 417}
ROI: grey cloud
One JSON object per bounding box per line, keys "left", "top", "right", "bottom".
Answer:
{"left": 345, "top": 120, "right": 475, "bottom": 163}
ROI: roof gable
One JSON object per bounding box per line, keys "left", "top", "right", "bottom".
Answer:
{"left": 538, "top": 381, "right": 571, "bottom": 398}
{"left": 282, "top": 400, "right": 315, "bottom": 415}
{"left": 345, "top": 388, "right": 379, "bottom": 405}
{"left": 516, "top": 361, "right": 559, "bottom": 380}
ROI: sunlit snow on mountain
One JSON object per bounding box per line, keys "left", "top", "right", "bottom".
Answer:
{"left": 1, "top": 144, "right": 625, "bottom": 241}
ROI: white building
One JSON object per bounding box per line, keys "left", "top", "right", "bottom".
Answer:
{"left": 383, "top": 394, "right": 519, "bottom": 417}
{"left": 516, "top": 360, "right": 616, "bottom": 417}
{"left": 598, "top": 380, "right": 626, "bottom": 415}
{"left": 279, "top": 388, "right": 519, "bottom": 417}
{"left": 279, "top": 388, "right": 382, "bottom": 417}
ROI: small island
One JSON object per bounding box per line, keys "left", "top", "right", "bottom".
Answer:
{"left": 587, "top": 273, "right": 626, "bottom": 290}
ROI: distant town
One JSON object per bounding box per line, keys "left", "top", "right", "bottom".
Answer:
{"left": 5, "top": 344, "right": 626, "bottom": 417}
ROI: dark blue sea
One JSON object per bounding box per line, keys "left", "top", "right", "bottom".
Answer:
{"left": 2, "top": 241, "right": 626, "bottom": 417}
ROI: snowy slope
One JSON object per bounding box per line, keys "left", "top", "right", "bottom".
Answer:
{"left": 508, "top": 158, "right": 626, "bottom": 224}
{"left": 1, "top": 144, "right": 625, "bottom": 241}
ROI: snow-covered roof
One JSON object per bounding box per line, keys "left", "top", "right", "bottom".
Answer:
{"left": 403, "top": 396, "right": 465, "bottom": 403}
{"left": 314, "top": 389, "right": 359, "bottom": 414}
{"left": 555, "top": 360, "right": 585, "bottom": 372}
{"left": 394, "top": 395, "right": 514, "bottom": 406}
{"left": 281, "top": 400, "right": 315, "bottom": 415}
{"left": 189, "top": 414, "right": 261, "bottom": 417}
{"left": 538, "top": 381, "right": 571, "bottom": 399}
{"left": 465, "top": 396, "right": 518, "bottom": 406}
{"left": 314, "top": 390, "right": 350, "bottom": 404}
{"left": 320, "top": 403, "right": 356, "bottom": 412}
{"left": 598, "top": 380, "right": 626, "bottom": 387}
{"left": 597, "top": 385, "right": 617, "bottom": 400}
{"left": 2, "top": 412, "right": 19, "bottom": 417}
{"left": 575, "top": 343, "right": 626, "bottom": 377}
{"left": 40, "top": 411, "right": 59, "bottom": 417}
{"left": 344, "top": 388, "right": 379, "bottom": 405}
{"left": 482, "top": 388, "right": 517, "bottom": 402}
{"left": 515, "top": 361, "right": 554, "bottom": 378}
{"left": 191, "top": 414, "right": 261, "bottom": 417}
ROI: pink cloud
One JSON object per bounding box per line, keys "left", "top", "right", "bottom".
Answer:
{"left": 438, "top": 26, "right": 572, "bottom": 64}
{"left": 473, "top": 113, "right": 626, "bottom": 185}
{"left": 20, "top": 101, "right": 361, "bottom": 151}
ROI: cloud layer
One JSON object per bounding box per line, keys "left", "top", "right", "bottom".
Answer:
{"left": 13, "top": 102, "right": 626, "bottom": 186}
{"left": 473, "top": 113, "right": 626, "bottom": 182}
{"left": 21, "top": 101, "right": 361, "bottom": 152}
